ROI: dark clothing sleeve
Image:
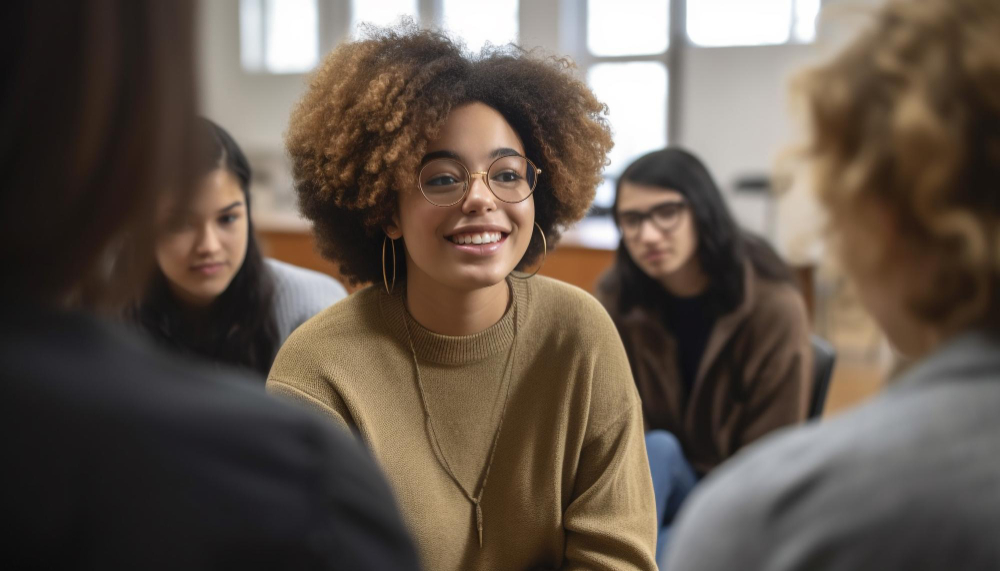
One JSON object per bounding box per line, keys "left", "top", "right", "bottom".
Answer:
{"left": 734, "top": 291, "right": 812, "bottom": 451}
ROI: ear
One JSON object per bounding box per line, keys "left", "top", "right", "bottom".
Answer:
{"left": 384, "top": 213, "right": 403, "bottom": 240}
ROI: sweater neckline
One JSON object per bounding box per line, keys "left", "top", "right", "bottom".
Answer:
{"left": 381, "top": 277, "right": 529, "bottom": 365}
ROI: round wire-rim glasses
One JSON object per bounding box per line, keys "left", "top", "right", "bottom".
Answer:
{"left": 618, "top": 200, "right": 689, "bottom": 237}
{"left": 417, "top": 155, "right": 542, "bottom": 207}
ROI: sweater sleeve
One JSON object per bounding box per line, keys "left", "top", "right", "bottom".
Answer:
{"left": 562, "top": 396, "right": 658, "bottom": 570}
{"left": 267, "top": 377, "right": 351, "bottom": 429}
{"left": 559, "top": 307, "right": 658, "bottom": 571}
{"left": 735, "top": 289, "right": 812, "bottom": 450}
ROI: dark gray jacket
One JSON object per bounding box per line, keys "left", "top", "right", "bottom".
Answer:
{"left": 1, "top": 303, "right": 419, "bottom": 570}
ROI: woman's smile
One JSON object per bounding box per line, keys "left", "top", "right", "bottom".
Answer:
{"left": 445, "top": 224, "right": 511, "bottom": 256}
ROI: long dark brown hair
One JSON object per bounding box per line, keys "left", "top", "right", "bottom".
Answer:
{"left": 599, "top": 148, "right": 793, "bottom": 316}
{"left": 0, "top": 0, "right": 197, "bottom": 309}
{"left": 133, "top": 120, "right": 280, "bottom": 376}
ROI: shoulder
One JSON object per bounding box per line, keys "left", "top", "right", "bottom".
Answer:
{"left": 271, "top": 285, "right": 384, "bottom": 373}
{"left": 751, "top": 273, "right": 808, "bottom": 321}
{"left": 527, "top": 275, "right": 617, "bottom": 332}
{"left": 666, "top": 381, "right": 1000, "bottom": 570}
{"left": 745, "top": 274, "right": 810, "bottom": 339}
{"left": 267, "top": 258, "right": 347, "bottom": 304}
{"left": 2, "top": 311, "right": 379, "bottom": 523}
{"left": 523, "top": 276, "right": 639, "bottom": 421}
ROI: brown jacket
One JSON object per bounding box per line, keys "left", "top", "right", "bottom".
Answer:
{"left": 598, "top": 263, "right": 812, "bottom": 474}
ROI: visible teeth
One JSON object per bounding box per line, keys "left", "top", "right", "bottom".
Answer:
{"left": 450, "top": 232, "right": 502, "bottom": 245}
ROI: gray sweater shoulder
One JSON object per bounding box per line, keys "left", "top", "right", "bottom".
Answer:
{"left": 665, "top": 333, "right": 1000, "bottom": 571}
{"left": 266, "top": 258, "right": 348, "bottom": 342}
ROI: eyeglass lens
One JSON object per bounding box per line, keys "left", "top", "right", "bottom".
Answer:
{"left": 621, "top": 202, "right": 686, "bottom": 235}
{"left": 418, "top": 156, "right": 537, "bottom": 206}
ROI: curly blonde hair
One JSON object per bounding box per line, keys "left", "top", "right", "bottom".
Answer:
{"left": 286, "top": 23, "right": 613, "bottom": 285}
{"left": 795, "top": 0, "right": 1000, "bottom": 329}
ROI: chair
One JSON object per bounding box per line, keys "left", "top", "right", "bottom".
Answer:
{"left": 809, "top": 335, "right": 837, "bottom": 419}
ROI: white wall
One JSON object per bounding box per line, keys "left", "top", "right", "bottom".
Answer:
{"left": 197, "top": 0, "right": 309, "bottom": 152}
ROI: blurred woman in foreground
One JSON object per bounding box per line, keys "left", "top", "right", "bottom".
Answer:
{"left": 666, "top": 0, "right": 1000, "bottom": 569}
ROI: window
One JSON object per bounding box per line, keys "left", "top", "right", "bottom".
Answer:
{"left": 587, "top": 63, "right": 668, "bottom": 180}
{"left": 351, "top": 0, "right": 418, "bottom": 37}
{"left": 441, "top": 0, "right": 519, "bottom": 53}
{"left": 580, "top": 0, "right": 671, "bottom": 213}
{"left": 587, "top": 0, "right": 669, "bottom": 56}
{"left": 241, "top": 0, "right": 520, "bottom": 73}
{"left": 687, "top": 0, "right": 821, "bottom": 47}
{"left": 240, "top": 0, "right": 319, "bottom": 74}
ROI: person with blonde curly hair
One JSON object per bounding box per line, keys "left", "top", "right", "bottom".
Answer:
{"left": 266, "top": 24, "right": 657, "bottom": 571}
{"left": 665, "top": 0, "right": 1000, "bottom": 569}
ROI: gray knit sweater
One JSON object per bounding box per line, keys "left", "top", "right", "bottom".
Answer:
{"left": 266, "top": 258, "right": 347, "bottom": 342}
{"left": 664, "top": 331, "right": 1000, "bottom": 571}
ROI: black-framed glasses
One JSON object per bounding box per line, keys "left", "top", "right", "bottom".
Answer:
{"left": 417, "top": 155, "right": 542, "bottom": 207}
{"left": 618, "top": 201, "right": 688, "bottom": 237}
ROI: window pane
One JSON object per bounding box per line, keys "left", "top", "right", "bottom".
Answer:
{"left": 687, "top": 0, "right": 792, "bottom": 47}
{"left": 587, "top": 62, "right": 668, "bottom": 179}
{"left": 793, "top": 0, "right": 821, "bottom": 42}
{"left": 587, "top": 0, "right": 669, "bottom": 56}
{"left": 442, "top": 0, "right": 518, "bottom": 53}
{"left": 264, "top": 0, "right": 318, "bottom": 73}
{"left": 351, "top": 0, "right": 418, "bottom": 35}
{"left": 240, "top": 0, "right": 264, "bottom": 71}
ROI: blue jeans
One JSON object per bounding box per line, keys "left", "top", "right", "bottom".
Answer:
{"left": 645, "top": 430, "right": 699, "bottom": 565}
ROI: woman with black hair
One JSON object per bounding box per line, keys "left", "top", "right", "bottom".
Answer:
{"left": 134, "top": 119, "right": 347, "bottom": 376}
{"left": 597, "top": 147, "right": 812, "bottom": 559}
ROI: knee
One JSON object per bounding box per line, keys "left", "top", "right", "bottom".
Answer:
{"left": 645, "top": 430, "right": 684, "bottom": 465}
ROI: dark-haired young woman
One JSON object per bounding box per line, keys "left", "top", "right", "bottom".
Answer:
{"left": 134, "top": 119, "right": 347, "bottom": 376}
{"left": 597, "top": 147, "right": 812, "bottom": 559}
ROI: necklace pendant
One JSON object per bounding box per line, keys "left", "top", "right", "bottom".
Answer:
{"left": 476, "top": 502, "right": 483, "bottom": 547}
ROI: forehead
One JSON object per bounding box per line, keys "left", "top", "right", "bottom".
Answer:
{"left": 426, "top": 102, "right": 524, "bottom": 163}
{"left": 617, "top": 181, "right": 684, "bottom": 211}
{"left": 189, "top": 169, "right": 244, "bottom": 212}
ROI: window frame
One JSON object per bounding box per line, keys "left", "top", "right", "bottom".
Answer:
{"left": 564, "top": 0, "right": 684, "bottom": 215}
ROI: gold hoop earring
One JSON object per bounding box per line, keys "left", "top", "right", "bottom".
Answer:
{"left": 512, "top": 222, "right": 547, "bottom": 279}
{"left": 382, "top": 235, "right": 397, "bottom": 295}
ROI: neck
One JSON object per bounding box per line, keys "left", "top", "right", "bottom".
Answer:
{"left": 405, "top": 265, "right": 510, "bottom": 337}
{"left": 166, "top": 281, "right": 215, "bottom": 318}
{"left": 659, "top": 256, "right": 709, "bottom": 298}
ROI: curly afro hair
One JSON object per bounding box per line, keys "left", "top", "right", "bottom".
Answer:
{"left": 286, "top": 22, "right": 613, "bottom": 285}
{"left": 794, "top": 0, "right": 1000, "bottom": 330}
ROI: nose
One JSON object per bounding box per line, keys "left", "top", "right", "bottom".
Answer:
{"left": 194, "top": 224, "right": 222, "bottom": 255}
{"left": 461, "top": 172, "right": 497, "bottom": 215}
{"left": 636, "top": 218, "right": 665, "bottom": 245}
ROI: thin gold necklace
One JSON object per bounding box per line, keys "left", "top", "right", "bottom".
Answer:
{"left": 400, "top": 290, "right": 519, "bottom": 548}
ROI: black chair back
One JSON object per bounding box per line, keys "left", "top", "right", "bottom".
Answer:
{"left": 809, "top": 335, "right": 837, "bottom": 419}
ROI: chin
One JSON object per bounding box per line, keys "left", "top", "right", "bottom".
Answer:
{"left": 447, "top": 267, "right": 511, "bottom": 291}
{"left": 642, "top": 264, "right": 679, "bottom": 283}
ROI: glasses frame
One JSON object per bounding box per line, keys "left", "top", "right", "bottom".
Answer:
{"left": 618, "top": 200, "right": 689, "bottom": 238}
{"left": 417, "top": 154, "right": 542, "bottom": 207}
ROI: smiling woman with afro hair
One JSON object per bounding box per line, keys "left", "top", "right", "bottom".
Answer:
{"left": 287, "top": 24, "right": 611, "bottom": 284}
{"left": 268, "top": 22, "right": 658, "bottom": 571}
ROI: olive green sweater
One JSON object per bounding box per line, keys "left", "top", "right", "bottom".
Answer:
{"left": 267, "top": 276, "right": 656, "bottom": 571}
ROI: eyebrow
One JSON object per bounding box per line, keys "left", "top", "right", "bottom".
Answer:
{"left": 488, "top": 147, "right": 522, "bottom": 160}
{"left": 217, "top": 201, "right": 244, "bottom": 214}
{"left": 420, "top": 147, "right": 523, "bottom": 166}
{"left": 618, "top": 200, "right": 686, "bottom": 216}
